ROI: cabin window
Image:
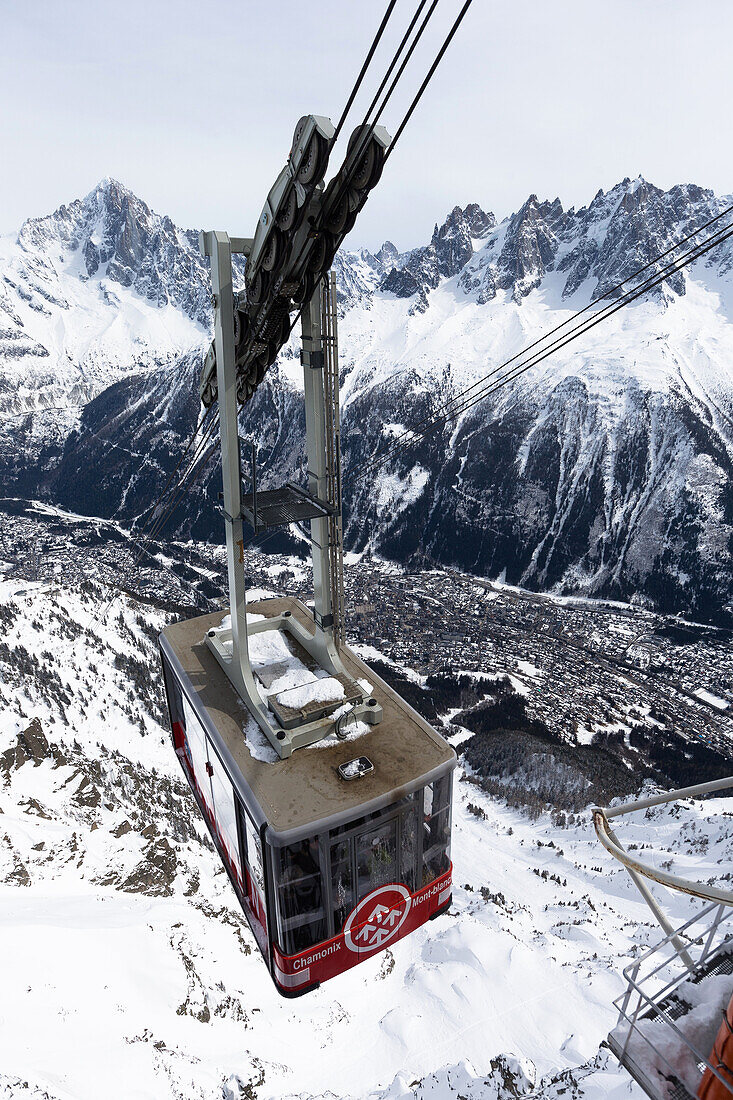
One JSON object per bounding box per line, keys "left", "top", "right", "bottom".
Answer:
{"left": 330, "top": 837, "right": 354, "bottom": 935}
{"left": 399, "top": 801, "right": 419, "bottom": 891}
{"left": 162, "top": 662, "right": 185, "bottom": 749}
{"left": 328, "top": 798, "right": 419, "bottom": 933}
{"left": 421, "top": 775, "right": 452, "bottom": 885}
{"left": 275, "top": 837, "right": 326, "bottom": 955}
{"left": 238, "top": 806, "right": 268, "bottom": 952}
{"left": 243, "top": 811, "right": 264, "bottom": 896}
{"left": 273, "top": 774, "right": 453, "bottom": 954}
{"left": 356, "top": 817, "right": 398, "bottom": 897}
{"left": 182, "top": 694, "right": 213, "bottom": 816}
{"left": 207, "top": 748, "right": 242, "bottom": 881}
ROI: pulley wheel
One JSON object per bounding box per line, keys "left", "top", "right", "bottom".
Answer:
{"left": 234, "top": 307, "right": 251, "bottom": 352}
{"left": 297, "top": 132, "right": 326, "bottom": 186}
{"left": 307, "top": 233, "right": 328, "bottom": 275}
{"left": 238, "top": 374, "right": 255, "bottom": 404}
{"left": 348, "top": 125, "right": 383, "bottom": 192}
{"left": 201, "top": 379, "right": 217, "bottom": 408}
{"left": 277, "top": 188, "right": 298, "bottom": 232}
{"left": 261, "top": 227, "right": 284, "bottom": 273}
{"left": 292, "top": 271, "right": 315, "bottom": 306}
{"left": 291, "top": 115, "right": 308, "bottom": 158}
{"left": 247, "top": 267, "right": 269, "bottom": 306}
{"left": 253, "top": 346, "right": 272, "bottom": 384}
{"left": 325, "top": 190, "right": 350, "bottom": 236}
{"left": 266, "top": 340, "right": 280, "bottom": 368}
{"left": 236, "top": 371, "right": 251, "bottom": 404}
{"left": 236, "top": 308, "right": 250, "bottom": 352}
{"left": 321, "top": 230, "right": 338, "bottom": 273}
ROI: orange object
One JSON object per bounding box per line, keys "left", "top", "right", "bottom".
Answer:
{"left": 698, "top": 994, "right": 733, "bottom": 1100}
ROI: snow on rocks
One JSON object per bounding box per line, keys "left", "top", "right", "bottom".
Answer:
{"left": 4, "top": 178, "right": 733, "bottom": 618}
{"left": 1, "top": 579, "right": 733, "bottom": 1098}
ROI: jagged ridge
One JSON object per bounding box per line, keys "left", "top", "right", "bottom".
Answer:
{"left": 1, "top": 175, "right": 733, "bottom": 621}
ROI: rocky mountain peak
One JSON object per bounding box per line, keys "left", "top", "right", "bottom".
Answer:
{"left": 17, "top": 178, "right": 211, "bottom": 326}
{"left": 562, "top": 175, "right": 702, "bottom": 301}
{"left": 494, "top": 194, "right": 565, "bottom": 300}
{"left": 3, "top": 176, "right": 733, "bottom": 626}
{"left": 7, "top": 172, "right": 733, "bottom": 351}
{"left": 464, "top": 202, "right": 496, "bottom": 239}
{"left": 431, "top": 205, "right": 475, "bottom": 278}
{"left": 375, "top": 240, "right": 399, "bottom": 268}
{"left": 431, "top": 203, "right": 496, "bottom": 274}
{"left": 19, "top": 177, "right": 147, "bottom": 255}
{"left": 381, "top": 202, "right": 496, "bottom": 308}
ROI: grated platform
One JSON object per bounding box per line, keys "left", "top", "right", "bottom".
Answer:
{"left": 242, "top": 483, "right": 334, "bottom": 532}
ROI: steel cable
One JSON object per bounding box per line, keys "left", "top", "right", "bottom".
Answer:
{"left": 132, "top": 404, "right": 214, "bottom": 533}
{"left": 225, "top": 218, "right": 733, "bottom": 589}
{"left": 137, "top": 412, "right": 220, "bottom": 554}
{"left": 363, "top": 199, "right": 733, "bottom": 466}
{"left": 280, "top": 0, "right": 444, "bottom": 349}
{"left": 359, "top": 217, "right": 733, "bottom": 476}
{"left": 383, "top": 0, "right": 475, "bottom": 163}
{"left": 85, "top": 412, "right": 221, "bottom": 630}
{"left": 365, "top": 220, "right": 733, "bottom": 471}
{"left": 332, "top": 0, "right": 400, "bottom": 145}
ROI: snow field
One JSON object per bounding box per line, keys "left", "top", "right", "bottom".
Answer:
{"left": 0, "top": 581, "right": 732, "bottom": 1097}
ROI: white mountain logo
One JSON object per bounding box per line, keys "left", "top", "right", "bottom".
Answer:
{"left": 344, "top": 885, "right": 411, "bottom": 953}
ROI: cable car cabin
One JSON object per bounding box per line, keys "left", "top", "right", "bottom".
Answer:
{"left": 159, "top": 595, "right": 455, "bottom": 997}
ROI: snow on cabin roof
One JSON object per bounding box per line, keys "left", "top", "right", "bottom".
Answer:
{"left": 160, "top": 597, "right": 455, "bottom": 840}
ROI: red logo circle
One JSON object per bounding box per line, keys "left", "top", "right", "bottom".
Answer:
{"left": 343, "top": 884, "right": 411, "bottom": 954}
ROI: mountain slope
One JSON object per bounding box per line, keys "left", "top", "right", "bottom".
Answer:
{"left": 2, "top": 572, "right": 732, "bottom": 1099}
{"left": 1, "top": 177, "right": 733, "bottom": 620}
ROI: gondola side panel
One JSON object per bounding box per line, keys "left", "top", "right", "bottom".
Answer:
{"left": 272, "top": 864, "right": 452, "bottom": 992}
{"left": 161, "top": 649, "right": 267, "bottom": 946}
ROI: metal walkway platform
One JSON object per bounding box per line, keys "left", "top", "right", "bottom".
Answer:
{"left": 609, "top": 903, "right": 733, "bottom": 1100}
{"left": 242, "top": 483, "right": 335, "bottom": 533}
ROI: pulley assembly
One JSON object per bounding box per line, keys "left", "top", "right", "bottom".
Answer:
{"left": 199, "top": 114, "right": 390, "bottom": 409}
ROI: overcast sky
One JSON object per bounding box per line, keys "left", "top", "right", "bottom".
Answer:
{"left": 2, "top": 0, "right": 733, "bottom": 251}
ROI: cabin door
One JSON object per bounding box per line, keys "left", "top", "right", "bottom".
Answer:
{"left": 356, "top": 817, "right": 399, "bottom": 897}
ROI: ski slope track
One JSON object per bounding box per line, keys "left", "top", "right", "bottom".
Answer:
{"left": 1, "top": 176, "right": 733, "bottom": 620}
{"left": 1, "top": 578, "right": 732, "bottom": 1098}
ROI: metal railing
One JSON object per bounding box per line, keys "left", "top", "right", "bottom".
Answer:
{"left": 593, "top": 778, "right": 733, "bottom": 969}
{"left": 593, "top": 777, "right": 733, "bottom": 906}
{"left": 608, "top": 903, "right": 733, "bottom": 1100}
{"left": 593, "top": 777, "right": 733, "bottom": 1100}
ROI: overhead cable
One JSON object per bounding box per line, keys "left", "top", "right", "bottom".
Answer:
{"left": 85, "top": 411, "right": 220, "bottom": 630}
{"left": 361, "top": 216, "right": 733, "bottom": 475}
{"left": 384, "top": 0, "right": 475, "bottom": 162}
{"left": 132, "top": 404, "right": 213, "bottom": 534}
{"left": 283, "top": 0, "right": 445, "bottom": 345}
{"left": 371, "top": 199, "right": 733, "bottom": 461}
{"left": 332, "top": 0, "right": 400, "bottom": 145}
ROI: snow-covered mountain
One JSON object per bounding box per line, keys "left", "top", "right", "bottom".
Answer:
{"left": 2, "top": 176, "right": 733, "bottom": 621}
{"left": 1, "top": 571, "right": 731, "bottom": 1099}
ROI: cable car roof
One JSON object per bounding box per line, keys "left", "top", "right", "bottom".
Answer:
{"left": 160, "top": 596, "right": 455, "bottom": 841}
